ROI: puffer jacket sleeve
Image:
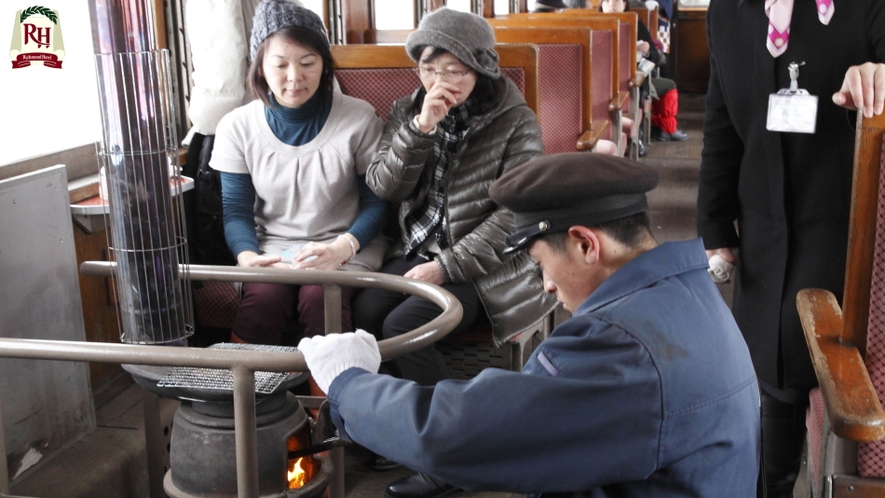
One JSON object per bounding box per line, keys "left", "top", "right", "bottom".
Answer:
{"left": 366, "top": 96, "right": 436, "bottom": 202}
{"left": 436, "top": 105, "right": 544, "bottom": 284}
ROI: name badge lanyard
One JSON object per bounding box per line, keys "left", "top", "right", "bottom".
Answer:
{"left": 766, "top": 61, "right": 819, "bottom": 134}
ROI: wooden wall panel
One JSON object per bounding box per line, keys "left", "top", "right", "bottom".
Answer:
{"left": 343, "top": 0, "right": 372, "bottom": 43}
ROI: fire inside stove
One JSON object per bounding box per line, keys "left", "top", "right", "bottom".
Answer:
{"left": 288, "top": 431, "right": 318, "bottom": 489}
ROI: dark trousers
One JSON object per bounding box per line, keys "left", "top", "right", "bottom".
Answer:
{"left": 352, "top": 255, "right": 481, "bottom": 385}
{"left": 759, "top": 389, "right": 809, "bottom": 498}
{"left": 233, "top": 283, "right": 356, "bottom": 346}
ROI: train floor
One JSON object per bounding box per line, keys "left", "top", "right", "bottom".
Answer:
{"left": 8, "top": 93, "right": 808, "bottom": 497}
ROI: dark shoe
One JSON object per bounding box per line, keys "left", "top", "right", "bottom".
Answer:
{"left": 368, "top": 452, "right": 403, "bottom": 471}
{"left": 385, "top": 472, "right": 460, "bottom": 498}
{"left": 668, "top": 129, "right": 689, "bottom": 141}
{"left": 638, "top": 140, "right": 647, "bottom": 158}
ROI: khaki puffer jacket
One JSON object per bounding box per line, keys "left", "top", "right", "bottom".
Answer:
{"left": 366, "top": 78, "right": 558, "bottom": 345}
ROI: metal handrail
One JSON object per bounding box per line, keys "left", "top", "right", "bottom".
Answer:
{"left": 0, "top": 262, "right": 463, "bottom": 498}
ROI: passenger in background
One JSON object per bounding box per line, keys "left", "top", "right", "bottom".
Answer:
{"left": 351, "top": 8, "right": 556, "bottom": 496}
{"left": 699, "top": 1, "right": 885, "bottom": 496}
{"left": 210, "top": 0, "right": 389, "bottom": 345}
{"left": 530, "top": 0, "right": 568, "bottom": 13}
{"left": 301, "top": 152, "right": 761, "bottom": 498}
{"left": 600, "top": 0, "right": 688, "bottom": 148}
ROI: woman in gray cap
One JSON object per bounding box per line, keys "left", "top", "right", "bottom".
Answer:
{"left": 209, "top": 0, "right": 389, "bottom": 345}
{"left": 352, "top": 8, "right": 556, "bottom": 498}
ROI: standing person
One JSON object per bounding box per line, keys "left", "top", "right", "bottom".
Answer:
{"left": 350, "top": 8, "right": 557, "bottom": 495}
{"left": 183, "top": 0, "right": 263, "bottom": 267}
{"left": 301, "top": 152, "right": 761, "bottom": 498}
{"left": 210, "top": 0, "right": 389, "bottom": 345}
{"left": 698, "top": 1, "right": 885, "bottom": 496}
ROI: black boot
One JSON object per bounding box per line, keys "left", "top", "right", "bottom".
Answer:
{"left": 367, "top": 451, "right": 403, "bottom": 471}
{"left": 385, "top": 472, "right": 460, "bottom": 498}
{"left": 759, "top": 393, "right": 807, "bottom": 498}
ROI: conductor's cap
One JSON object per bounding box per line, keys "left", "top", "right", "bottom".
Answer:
{"left": 489, "top": 152, "right": 659, "bottom": 253}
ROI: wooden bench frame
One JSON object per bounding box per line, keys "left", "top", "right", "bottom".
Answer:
{"left": 492, "top": 26, "right": 608, "bottom": 151}
{"left": 331, "top": 42, "right": 540, "bottom": 118}
{"left": 488, "top": 16, "right": 624, "bottom": 154}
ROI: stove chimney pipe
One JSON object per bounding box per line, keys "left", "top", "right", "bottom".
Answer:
{"left": 88, "top": 0, "right": 193, "bottom": 344}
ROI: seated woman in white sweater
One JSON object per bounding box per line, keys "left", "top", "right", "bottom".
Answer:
{"left": 210, "top": 0, "right": 388, "bottom": 345}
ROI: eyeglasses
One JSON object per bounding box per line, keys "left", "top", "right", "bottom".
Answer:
{"left": 413, "top": 67, "right": 471, "bottom": 83}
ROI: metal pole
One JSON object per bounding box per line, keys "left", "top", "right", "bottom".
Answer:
{"left": 142, "top": 390, "right": 166, "bottom": 498}
{"left": 323, "top": 284, "right": 342, "bottom": 335}
{"left": 0, "top": 391, "right": 9, "bottom": 495}
{"left": 232, "top": 367, "right": 259, "bottom": 498}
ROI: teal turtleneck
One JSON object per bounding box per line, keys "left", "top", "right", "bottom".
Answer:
{"left": 264, "top": 90, "right": 332, "bottom": 146}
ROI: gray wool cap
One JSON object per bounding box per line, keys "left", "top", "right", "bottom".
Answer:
{"left": 405, "top": 8, "right": 500, "bottom": 79}
{"left": 250, "top": 0, "right": 327, "bottom": 60}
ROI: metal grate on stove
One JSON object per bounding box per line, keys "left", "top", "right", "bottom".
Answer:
{"left": 157, "top": 343, "right": 299, "bottom": 394}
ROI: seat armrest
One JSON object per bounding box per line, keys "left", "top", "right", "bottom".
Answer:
{"left": 632, "top": 70, "right": 646, "bottom": 87}
{"left": 577, "top": 122, "right": 609, "bottom": 151}
{"left": 609, "top": 91, "right": 629, "bottom": 112}
{"left": 797, "top": 288, "right": 885, "bottom": 442}
{"left": 577, "top": 120, "right": 611, "bottom": 151}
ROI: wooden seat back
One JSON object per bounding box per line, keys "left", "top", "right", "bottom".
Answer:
{"left": 331, "top": 43, "right": 540, "bottom": 119}
{"left": 492, "top": 26, "right": 608, "bottom": 152}
{"left": 488, "top": 16, "right": 620, "bottom": 105}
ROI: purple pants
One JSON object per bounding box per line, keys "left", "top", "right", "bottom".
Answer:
{"left": 231, "top": 283, "right": 355, "bottom": 345}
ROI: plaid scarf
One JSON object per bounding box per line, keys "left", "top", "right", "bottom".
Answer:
{"left": 405, "top": 102, "right": 472, "bottom": 258}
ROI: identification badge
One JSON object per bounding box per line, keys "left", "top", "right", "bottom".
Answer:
{"left": 766, "top": 61, "right": 818, "bottom": 134}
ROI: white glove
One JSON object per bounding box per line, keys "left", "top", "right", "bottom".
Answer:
{"left": 708, "top": 254, "right": 736, "bottom": 284}
{"left": 298, "top": 330, "right": 381, "bottom": 393}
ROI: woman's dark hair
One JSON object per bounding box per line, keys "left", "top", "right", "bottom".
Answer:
{"left": 418, "top": 46, "right": 507, "bottom": 115}
{"left": 536, "top": 212, "right": 654, "bottom": 253}
{"left": 248, "top": 26, "right": 335, "bottom": 108}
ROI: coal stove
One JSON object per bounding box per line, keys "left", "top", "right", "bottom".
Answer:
{"left": 125, "top": 344, "right": 339, "bottom": 497}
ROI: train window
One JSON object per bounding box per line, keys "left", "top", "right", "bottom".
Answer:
{"left": 494, "top": 0, "right": 511, "bottom": 15}
{"left": 446, "top": 0, "right": 473, "bottom": 12}
{"left": 375, "top": 0, "right": 416, "bottom": 29}
{"left": 1, "top": 2, "right": 101, "bottom": 166}
{"left": 299, "top": 0, "right": 325, "bottom": 21}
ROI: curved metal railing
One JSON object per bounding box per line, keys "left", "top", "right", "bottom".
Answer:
{"left": 0, "top": 262, "right": 463, "bottom": 498}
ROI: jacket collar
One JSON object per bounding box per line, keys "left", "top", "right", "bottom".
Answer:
{"left": 574, "top": 238, "right": 710, "bottom": 315}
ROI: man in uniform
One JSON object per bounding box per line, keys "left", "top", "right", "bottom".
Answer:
{"left": 299, "top": 152, "right": 760, "bottom": 498}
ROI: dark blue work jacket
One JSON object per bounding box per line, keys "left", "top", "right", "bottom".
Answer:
{"left": 329, "top": 239, "right": 760, "bottom": 497}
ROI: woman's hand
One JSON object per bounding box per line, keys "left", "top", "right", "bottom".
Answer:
{"left": 416, "top": 80, "right": 462, "bottom": 133}
{"left": 706, "top": 247, "right": 739, "bottom": 284}
{"left": 291, "top": 236, "right": 356, "bottom": 271}
{"left": 705, "top": 247, "right": 739, "bottom": 265}
{"left": 403, "top": 261, "right": 446, "bottom": 286}
{"left": 237, "top": 250, "right": 285, "bottom": 268}
{"left": 637, "top": 40, "right": 651, "bottom": 56}
{"left": 832, "top": 62, "right": 885, "bottom": 118}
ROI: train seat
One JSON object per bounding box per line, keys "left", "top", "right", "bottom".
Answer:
{"left": 490, "top": 15, "right": 627, "bottom": 156}
{"left": 492, "top": 26, "right": 609, "bottom": 154}
{"left": 797, "top": 110, "right": 885, "bottom": 497}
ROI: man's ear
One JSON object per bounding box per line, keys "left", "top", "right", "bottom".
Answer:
{"left": 567, "top": 226, "right": 600, "bottom": 265}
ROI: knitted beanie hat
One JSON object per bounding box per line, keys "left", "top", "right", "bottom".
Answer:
{"left": 250, "top": 0, "right": 327, "bottom": 60}
{"left": 405, "top": 8, "right": 500, "bottom": 79}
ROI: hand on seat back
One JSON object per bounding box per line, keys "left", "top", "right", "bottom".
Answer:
{"left": 298, "top": 330, "right": 382, "bottom": 393}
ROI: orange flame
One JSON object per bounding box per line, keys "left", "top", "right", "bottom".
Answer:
{"left": 288, "top": 457, "right": 309, "bottom": 489}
